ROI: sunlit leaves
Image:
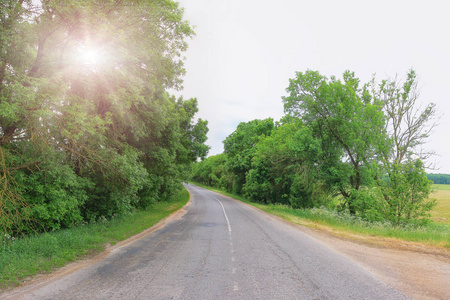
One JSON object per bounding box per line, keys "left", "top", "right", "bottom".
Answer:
{"left": 1, "top": 0, "right": 206, "bottom": 234}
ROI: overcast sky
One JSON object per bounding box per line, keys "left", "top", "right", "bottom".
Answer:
{"left": 175, "top": 0, "right": 450, "bottom": 174}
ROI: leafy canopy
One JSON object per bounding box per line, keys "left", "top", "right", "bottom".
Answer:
{"left": 1, "top": 0, "right": 209, "bottom": 234}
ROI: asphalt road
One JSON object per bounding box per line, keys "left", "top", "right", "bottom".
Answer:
{"left": 13, "top": 184, "right": 408, "bottom": 299}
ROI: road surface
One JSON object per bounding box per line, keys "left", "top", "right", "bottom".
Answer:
{"left": 7, "top": 184, "right": 407, "bottom": 299}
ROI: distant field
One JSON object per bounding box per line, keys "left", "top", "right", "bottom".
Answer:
{"left": 432, "top": 184, "right": 450, "bottom": 190}
{"left": 430, "top": 184, "right": 450, "bottom": 225}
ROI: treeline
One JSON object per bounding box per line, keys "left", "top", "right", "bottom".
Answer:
{"left": 0, "top": 1, "right": 209, "bottom": 234}
{"left": 193, "top": 70, "right": 437, "bottom": 225}
{"left": 427, "top": 174, "right": 450, "bottom": 184}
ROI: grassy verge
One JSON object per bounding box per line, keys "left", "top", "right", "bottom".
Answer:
{"left": 0, "top": 188, "right": 189, "bottom": 290}
{"left": 193, "top": 183, "right": 450, "bottom": 249}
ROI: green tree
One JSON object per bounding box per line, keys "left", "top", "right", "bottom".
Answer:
{"left": 426, "top": 174, "right": 450, "bottom": 184}
{"left": 283, "top": 69, "right": 437, "bottom": 223}
{"left": 283, "top": 70, "right": 385, "bottom": 214}
{"left": 191, "top": 153, "right": 232, "bottom": 190}
{"left": 175, "top": 97, "right": 210, "bottom": 174}
{"left": 381, "top": 160, "right": 435, "bottom": 225}
{"left": 223, "top": 118, "right": 274, "bottom": 194}
{"left": 1, "top": 0, "right": 47, "bottom": 233}
{"left": 243, "top": 119, "right": 322, "bottom": 207}
{"left": 244, "top": 118, "right": 329, "bottom": 208}
{"left": 1, "top": 0, "right": 206, "bottom": 232}
{"left": 372, "top": 70, "right": 437, "bottom": 224}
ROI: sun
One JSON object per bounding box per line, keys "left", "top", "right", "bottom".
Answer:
{"left": 80, "top": 49, "right": 100, "bottom": 65}
{"left": 78, "top": 47, "right": 101, "bottom": 65}
{"left": 75, "top": 44, "right": 104, "bottom": 67}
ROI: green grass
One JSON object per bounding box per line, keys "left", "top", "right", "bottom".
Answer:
{"left": 194, "top": 183, "right": 450, "bottom": 249}
{"left": 251, "top": 202, "right": 449, "bottom": 246}
{"left": 0, "top": 188, "right": 189, "bottom": 290}
{"left": 430, "top": 184, "right": 450, "bottom": 225}
{"left": 432, "top": 184, "right": 450, "bottom": 191}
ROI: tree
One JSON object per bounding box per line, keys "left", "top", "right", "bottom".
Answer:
{"left": 283, "top": 70, "right": 385, "bottom": 213}
{"left": 243, "top": 118, "right": 329, "bottom": 208}
{"left": 381, "top": 160, "right": 435, "bottom": 225}
{"left": 1, "top": 0, "right": 46, "bottom": 233}
{"left": 282, "top": 69, "right": 437, "bottom": 223}
{"left": 223, "top": 118, "right": 274, "bottom": 194}
{"left": 371, "top": 70, "right": 437, "bottom": 224}
{"left": 426, "top": 173, "right": 450, "bottom": 184}
{"left": 376, "top": 70, "right": 437, "bottom": 167}
{"left": 175, "top": 97, "right": 210, "bottom": 170}
{"left": 1, "top": 0, "right": 206, "bottom": 233}
{"left": 191, "top": 153, "right": 232, "bottom": 190}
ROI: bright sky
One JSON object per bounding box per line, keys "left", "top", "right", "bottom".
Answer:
{"left": 176, "top": 0, "right": 450, "bottom": 174}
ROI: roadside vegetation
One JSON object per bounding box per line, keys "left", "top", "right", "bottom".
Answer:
{"left": 0, "top": 188, "right": 189, "bottom": 289}
{"left": 191, "top": 69, "right": 449, "bottom": 247}
{"left": 1, "top": 2, "right": 208, "bottom": 235}
{"left": 1, "top": 0, "right": 448, "bottom": 292}
{"left": 1, "top": 0, "right": 206, "bottom": 291}
{"left": 194, "top": 183, "right": 449, "bottom": 248}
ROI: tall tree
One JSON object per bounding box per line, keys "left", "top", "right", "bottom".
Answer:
{"left": 283, "top": 70, "right": 385, "bottom": 213}
{"left": 371, "top": 70, "right": 437, "bottom": 224}
{"left": 374, "top": 70, "right": 437, "bottom": 167}
{"left": 283, "top": 69, "right": 437, "bottom": 222}
{"left": 191, "top": 153, "right": 231, "bottom": 190}
{"left": 1, "top": 0, "right": 205, "bottom": 233}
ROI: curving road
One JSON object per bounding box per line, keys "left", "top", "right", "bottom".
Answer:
{"left": 10, "top": 184, "right": 407, "bottom": 299}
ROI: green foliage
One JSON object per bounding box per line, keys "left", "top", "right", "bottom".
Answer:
{"left": 0, "top": 0, "right": 208, "bottom": 234}
{"left": 196, "top": 69, "right": 437, "bottom": 226}
{"left": 243, "top": 119, "right": 328, "bottom": 208}
{"left": 176, "top": 97, "right": 210, "bottom": 164}
{"left": 280, "top": 69, "right": 437, "bottom": 223}
{"left": 191, "top": 153, "right": 232, "bottom": 191}
{"left": 82, "top": 147, "right": 148, "bottom": 221}
{"left": 0, "top": 187, "right": 189, "bottom": 289}
{"left": 283, "top": 70, "right": 386, "bottom": 213}
{"left": 14, "top": 161, "right": 93, "bottom": 233}
{"left": 427, "top": 173, "right": 450, "bottom": 184}
{"left": 378, "top": 160, "right": 436, "bottom": 225}
{"left": 223, "top": 118, "right": 274, "bottom": 194}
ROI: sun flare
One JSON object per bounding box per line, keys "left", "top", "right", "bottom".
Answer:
{"left": 78, "top": 48, "right": 100, "bottom": 65}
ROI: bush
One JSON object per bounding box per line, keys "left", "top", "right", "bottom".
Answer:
{"left": 13, "top": 161, "right": 92, "bottom": 233}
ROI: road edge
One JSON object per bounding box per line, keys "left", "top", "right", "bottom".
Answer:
{"left": 1, "top": 188, "right": 193, "bottom": 299}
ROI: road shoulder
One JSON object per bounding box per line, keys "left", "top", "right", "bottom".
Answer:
{"left": 228, "top": 193, "right": 450, "bottom": 300}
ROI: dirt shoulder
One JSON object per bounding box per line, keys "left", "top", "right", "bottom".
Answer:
{"left": 210, "top": 187, "right": 450, "bottom": 300}
{"left": 246, "top": 201, "right": 450, "bottom": 300}
{"left": 304, "top": 226, "right": 449, "bottom": 300}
